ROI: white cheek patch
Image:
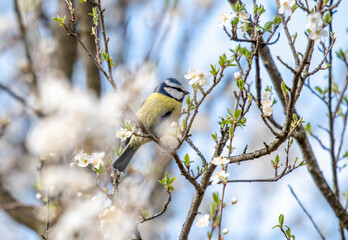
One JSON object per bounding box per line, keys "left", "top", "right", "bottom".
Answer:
{"left": 164, "top": 87, "right": 184, "bottom": 101}
{"left": 165, "top": 80, "right": 182, "bottom": 89}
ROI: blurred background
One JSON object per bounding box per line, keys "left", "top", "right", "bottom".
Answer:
{"left": 0, "top": 0, "right": 347, "bottom": 239}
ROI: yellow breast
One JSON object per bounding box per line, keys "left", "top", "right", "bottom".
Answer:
{"left": 129, "top": 93, "right": 182, "bottom": 149}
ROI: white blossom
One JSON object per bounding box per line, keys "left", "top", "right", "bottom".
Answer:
{"left": 263, "top": 91, "right": 271, "bottom": 100}
{"left": 236, "top": 10, "right": 250, "bottom": 23}
{"left": 74, "top": 150, "right": 93, "bottom": 167}
{"left": 261, "top": 99, "right": 273, "bottom": 116}
{"left": 91, "top": 152, "right": 105, "bottom": 169}
{"left": 241, "top": 22, "right": 248, "bottom": 32}
{"left": 211, "top": 170, "right": 230, "bottom": 184}
{"left": 231, "top": 197, "right": 238, "bottom": 205}
{"left": 234, "top": 72, "right": 241, "bottom": 80}
{"left": 35, "top": 193, "right": 42, "bottom": 199}
{"left": 278, "top": 0, "right": 295, "bottom": 15}
{"left": 306, "top": 13, "right": 323, "bottom": 30}
{"left": 115, "top": 127, "right": 133, "bottom": 141}
{"left": 223, "top": 228, "right": 229, "bottom": 234}
{"left": 211, "top": 156, "right": 230, "bottom": 166}
{"left": 41, "top": 166, "right": 95, "bottom": 196}
{"left": 261, "top": 99, "right": 272, "bottom": 107}
{"left": 217, "top": 12, "right": 235, "bottom": 27}
{"left": 196, "top": 214, "right": 210, "bottom": 228}
{"left": 305, "top": 13, "right": 327, "bottom": 42}
{"left": 184, "top": 69, "right": 210, "bottom": 87}
{"left": 262, "top": 105, "right": 273, "bottom": 116}
{"left": 309, "top": 27, "right": 328, "bottom": 42}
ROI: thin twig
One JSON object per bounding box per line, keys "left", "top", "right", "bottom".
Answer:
{"left": 140, "top": 188, "right": 172, "bottom": 223}
{"left": 0, "top": 82, "right": 43, "bottom": 116}
{"left": 14, "top": 0, "right": 38, "bottom": 88}
{"left": 185, "top": 138, "right": 208, "bottom": 167}
{"left": 288, "top": 185, "right": 325, "bottom": 240}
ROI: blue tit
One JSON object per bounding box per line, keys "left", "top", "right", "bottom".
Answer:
{"left": 113, "top": 77, "right": 189, "bottom": 172}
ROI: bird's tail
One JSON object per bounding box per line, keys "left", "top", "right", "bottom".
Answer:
{"left": 113, "top": 145, "right": 137, "bottom": 172}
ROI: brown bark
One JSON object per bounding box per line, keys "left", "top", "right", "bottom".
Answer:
{"left": 78, "top": 2, "right": 101, "bottom": 96}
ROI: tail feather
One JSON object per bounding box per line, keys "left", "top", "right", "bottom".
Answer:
{"left": 113, "top": 145, "right": 137, "bottom": 172}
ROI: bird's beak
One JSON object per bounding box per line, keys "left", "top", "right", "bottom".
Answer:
{"left": 184, "top": 90, "right": 190, "bottom": 95}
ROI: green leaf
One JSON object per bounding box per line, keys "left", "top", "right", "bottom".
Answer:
{"left": 281, "top": 82, "right": 288, "bottom": 95}
{"left": 229, "top": 126, "right": 234, "bottom": 138}
{"left": 113, "top": 146, "right": 124, "bottom": 157}
{"left": 264, "top": 21, "right": 273, "bottom": 32}
{"left": 304, "top": 123, "right": 311, "bottom": 134}
{"left": 209, "top": 202, "right": 216, "bottom": 216}
{"left": 336, "top": 49, "right": 347, "bottom": 60}
{"left": 33, "top": 178, "right": 42, "bottom": 190}
{"left": 141, "top": 208, "right": 150, "bottom": 218}
{"left": 272, "top": 224, "right": 280, "bottom": 229}
{"left": 211, "top": 132, "right": 217, "bottom": 141}
{"left": 275, "top": 155, "right": 279, "bottom": 164}
{"left": 342, "top": 151, "right": 348, "bottom": 158}
{"left": 315, "top": 86, "right": 323, "bottom": 94}
{"left": 212, "top": 192, "right": 220, "bottom": 204}
{"left": 273, "top": 15, "right": 281, "bottom": 25}
{"left": 234, "top": 109, "right": 242, "bottom": 119}
{"left": 323, "top": 12, "right": 333, "bottom": 25}
{"left": 183, "top": 154, "right": 190, "bottom": 166}
{"left": 293, "top": 157, "right": 298, "bottom": 165}
{"left": 285, "top": 226, "right": 291, "bottom": 237}
{"left": 292, "top": 114, "right": 298, "bottom": 122}
{"left": 299, "top": 160, "right": 306, "bottom": 166}
{"left": 279, "top": 214, "right": 284, "bottom": 227}
{"left": 236, "top": 79, "right": 245, "bottom": 90}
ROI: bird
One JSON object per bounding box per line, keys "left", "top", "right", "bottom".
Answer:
{"left": 113, "top": 77, "right": 189, "bottom": 172}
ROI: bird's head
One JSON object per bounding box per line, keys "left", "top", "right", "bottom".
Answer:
{"left": 155, "top": 78, "right": 189, "bottom": 102}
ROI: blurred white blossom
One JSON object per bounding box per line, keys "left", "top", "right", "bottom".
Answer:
{"left": 27, "top": 79, "right": 122, "bottom": 156}
{"left": 309, "top": 27, "right": 328, "bottom": 42}
{"left": 231, "top": 197, "right": 238, "bottom": 205}
{"left": 236, "top": 10, "right": 250, "bottom": 23}
{"left": 158, "top": 121, "right": 180, "bottom": 149}
{"left": 91, "top": 151, "right": 105, "bottom": 169}
{"left": 211, "top": 156, "right": 229, "bottom": 166}
{"left": 278, "top": 0, "right": 295, "bottom": 15}
{"left": 263, "top": 91, "right": 271, "bottom": 100}
{"left": 261, "top": 99, "right": 273, "bottom": 116}
{"left": 241, "top": 22, "right": 249, "bottom": 32}
{"left": 41, "top": 166, "right": 95, "bottom": 197}
{"left": 217, "top": 12, "right": 234, "bottom": 27}
{"left": 115, "top": 127, "right": 133, "bottom": 141}
{"left": 51, "top": 198, "right": 105, "bottom": 240}
{"left": 305, "top": 13, "right": 323, "bottom": 30}
{"left": 211, "top": 170, "right": 229, "bottom": 184}
{"left": 223, "top": 228, "right": 229, "bottom": 234}
{"left": 35, "top": 193, "right": 42, "bottom": 199}
{"left": 234, "top": 72, "right": 241, "bottom": 80}
{"left": 196, "top": 214, "right": 210, "bottom": 228}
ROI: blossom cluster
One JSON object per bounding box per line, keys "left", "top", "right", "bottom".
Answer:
{"left": 184, "top": 69, "right": 210, "bottom": 88}
{"left": 71, "top": 150, "right": 105, "bottom": 170}
{"left": 27, "top": 79, "right": 122, "bottom": 156}
{"left": 210, "top": 156, "right": 230, "bottom": 185}
{"left": 305, "top": 13, "right": 328, "bottom": 42}
{"left": 217, "top": 10, "right": 250, "bottom": 27}
{"left": 261, "top": 91, "right": 273, "bottom": 117}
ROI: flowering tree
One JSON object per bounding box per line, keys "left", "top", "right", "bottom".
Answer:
{"left": 0, "top": 0, "right": 347, "bottom": 240}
